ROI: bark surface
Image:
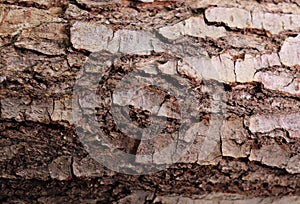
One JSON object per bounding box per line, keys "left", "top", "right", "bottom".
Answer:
{"left": 0, "top": 0, "right": 300, "bottom": 203}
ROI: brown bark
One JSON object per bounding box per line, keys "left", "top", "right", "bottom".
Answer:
{"left": 0, "top": 0, "right": 300, "bottom": 203}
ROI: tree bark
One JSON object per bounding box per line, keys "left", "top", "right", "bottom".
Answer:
{"left": 0, "top": 0, "right": 300, "bottom": 203}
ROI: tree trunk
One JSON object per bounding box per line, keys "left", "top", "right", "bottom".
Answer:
{"left": 0, "top": 0, "right": 300, "bottom": 203}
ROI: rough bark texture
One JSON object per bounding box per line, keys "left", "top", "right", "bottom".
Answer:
{"left": 0, "top": 0, "right": 300, "bottom": 203}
